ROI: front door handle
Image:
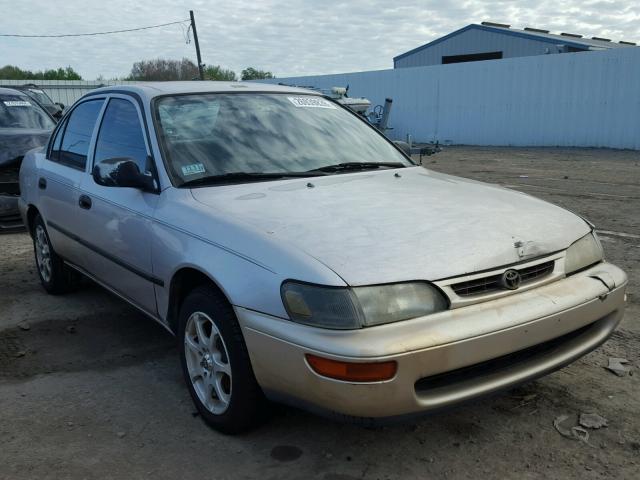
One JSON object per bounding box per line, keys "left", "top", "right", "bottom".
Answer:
{"left": 38, "top": 177, "right": 47, "bottom": 190}
{"left": 78, "top": 194, "right": 92, "bottom": 210}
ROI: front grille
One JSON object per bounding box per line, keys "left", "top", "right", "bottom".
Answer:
{"left": 0, "top": 163, "right": 20, "bottom": 196}
{"left": 0, "top": 184, "right": 20, "bottom": 196}
{"left": 0, "top": 163, "right": 20, "bottom": 183}
{"left": 0, "top": 214, "right": 24, "bottom": 231}
{"left": 451, "top": 260, "right": 555, "bottom": 297}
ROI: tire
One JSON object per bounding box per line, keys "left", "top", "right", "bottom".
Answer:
{"left": 32, "top": 214, "right": 80, "bottom": 294}
{"left": 178, "top": 285, "right": 267, "bottom": 434}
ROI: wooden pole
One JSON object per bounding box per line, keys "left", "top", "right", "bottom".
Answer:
{"left": 190, "top": 10, "right": 204, "bottom": 80}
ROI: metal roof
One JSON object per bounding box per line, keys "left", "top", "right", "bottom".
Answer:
{"left": 394, "top": 23, "right": 633, "bottom": 62}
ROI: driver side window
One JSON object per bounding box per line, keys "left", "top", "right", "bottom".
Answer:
{"left": 94, "top": 98, "right": 149, "bottom": 173}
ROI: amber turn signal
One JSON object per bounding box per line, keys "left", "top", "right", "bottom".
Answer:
{"left": 305, "top": 354, "right": 397, "bottom": 382}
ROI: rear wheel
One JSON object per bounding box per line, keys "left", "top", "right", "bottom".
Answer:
{"left": 32, "top": 214, "right": 80, "bottom": 294}
{"left": 178, "top": 285, "right": 267, "bottom": 434}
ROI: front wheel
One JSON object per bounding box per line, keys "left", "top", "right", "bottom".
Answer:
{"left": 178, "top": 285, "right": 267, "bottom": 434}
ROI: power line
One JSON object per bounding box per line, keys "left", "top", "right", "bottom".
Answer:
{"left": 0, "top": 19, "right": 190, "bottom": 38}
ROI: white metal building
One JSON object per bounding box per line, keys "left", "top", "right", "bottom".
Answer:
{"left": 258, "top": 47, "right": 640, "bottom": 149}
{"left": 394, "top": 22, "right": 636, "bottom": 68}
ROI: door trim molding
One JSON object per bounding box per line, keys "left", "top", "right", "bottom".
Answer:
{"left": 47, "top": 220, "right": 165, "bottom": 287}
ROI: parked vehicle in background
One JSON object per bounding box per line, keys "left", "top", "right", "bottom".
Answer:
{"left": 0, "top": 87, "right": 55, "bottom": 231}
{"left": 8, "top": 84, "right": 65, "bottom": 120}
{"left": 18, "top": 82, "right": 627, "bottom": 434}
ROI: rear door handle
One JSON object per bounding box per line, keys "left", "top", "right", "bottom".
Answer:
{"left": 38, "top": 177, "right": 47, "bottom": 190}
{"left": 78, "top": 194, "right": 92, "bottom": 210}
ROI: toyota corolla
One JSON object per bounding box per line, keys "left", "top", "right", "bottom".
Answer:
{"left": 18, "top": 82, "right": 627, "bottom": 433}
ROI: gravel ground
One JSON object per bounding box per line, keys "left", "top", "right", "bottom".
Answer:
{"left": 0, "top": 147, "right": 638, "bottom": 480}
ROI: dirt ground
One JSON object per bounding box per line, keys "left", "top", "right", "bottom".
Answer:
{"left": 0, "top": 147, "right": 638, "bottom": 480}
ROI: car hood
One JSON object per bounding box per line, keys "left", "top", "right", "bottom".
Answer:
{"left": 0, "top": 128, "right": 51, "bottom": 167}
{"left": 191, "top": 167, "right": 590, "bottom": 285}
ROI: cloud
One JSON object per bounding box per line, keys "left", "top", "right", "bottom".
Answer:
{"left": 0, "top": 0, "right": 638, "bottom": 79}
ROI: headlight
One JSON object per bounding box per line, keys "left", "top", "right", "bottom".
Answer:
{"left": 281, "top": 281, "right": 448, "bottom": 329}
{"left": 565, "top": 232, "right": 604, "bottom": 274}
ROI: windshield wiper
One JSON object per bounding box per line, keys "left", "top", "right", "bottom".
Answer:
{"left": 179, "top": 171, "right": 327, "bottom": 187}
{"left": 307, "top": 162, "right": 407, "bottom": 173}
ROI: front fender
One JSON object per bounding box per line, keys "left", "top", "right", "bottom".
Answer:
{"left": 152, "top": 188, "right": 345, "bottom": 323}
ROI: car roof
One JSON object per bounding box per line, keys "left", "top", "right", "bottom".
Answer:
{"left": 0, "top": 87, "right": 31, "bottom": 96}
{"left": 84, "top": 81, "right": 320, "bottom": 102}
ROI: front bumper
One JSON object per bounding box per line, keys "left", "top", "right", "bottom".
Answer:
{"left": 237, "top": 262, "right": 627, "bottom": 419}
{"left": 0, "top": 193, "right": 23, "bottom": 231}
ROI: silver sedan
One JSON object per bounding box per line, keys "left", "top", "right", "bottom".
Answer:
{"left": 19, "top": 82, "right": 627, "bottom": 433}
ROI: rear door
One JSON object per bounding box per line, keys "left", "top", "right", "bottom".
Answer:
{"left": 38, "top": 98, "right": 105, "bottom": 266}
{"left": 77, "top": 95, "right": 159, "bottom": 315}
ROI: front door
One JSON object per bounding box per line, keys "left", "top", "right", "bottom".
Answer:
{"left": 78, "top": 96, "right": 159, "bottom": 315}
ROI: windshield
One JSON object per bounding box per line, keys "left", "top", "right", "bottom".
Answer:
{"left": 154, "top": 93, "right": 412, "bottom": 186}
{"left": 25, "top": 88, "right": 55, "bottom": 107}
{"left": 0, "top": 94, "right": 55, "bottom": 130}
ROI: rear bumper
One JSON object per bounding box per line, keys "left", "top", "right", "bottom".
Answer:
{"left": 237, "top": 262, "right": 627, "bottom": 419}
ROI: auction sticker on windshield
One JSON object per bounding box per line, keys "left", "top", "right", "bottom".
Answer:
{"left": 287, "top": 97, "right": 336, "bottom": 109}
{"left": 3, "top": 101, "right": 32, "bottom": 107}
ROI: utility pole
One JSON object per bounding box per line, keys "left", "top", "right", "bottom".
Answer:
{"left": 190, "top": 10, "right": 204, "bottom": 80}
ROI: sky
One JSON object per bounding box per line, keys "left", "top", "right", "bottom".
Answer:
{"left": 1, "top": 0, "right": 638, "bottom": 80}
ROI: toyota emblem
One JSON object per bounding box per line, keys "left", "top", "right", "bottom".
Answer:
{"left": 501, "top": 269, "right": 521, "bottom": 290}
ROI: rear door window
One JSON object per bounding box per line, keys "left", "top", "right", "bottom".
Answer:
{"left": 57, "top": 99, "right": 104, "bottom": 170}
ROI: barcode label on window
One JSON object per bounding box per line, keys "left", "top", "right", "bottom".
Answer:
{"left": 287, "top": 97, "right": 335, "bottom": 109}
{"left": 3, "top": 100, "right": 32, "bottom": 107}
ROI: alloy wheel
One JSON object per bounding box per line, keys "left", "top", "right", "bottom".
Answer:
{"left": 184, "top": 311, "right": 232, "bottom": 414}
{"left": 35, "top": 225, "right": 52, "bottom": 283}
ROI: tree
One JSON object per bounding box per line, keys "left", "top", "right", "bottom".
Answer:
{"left": 0, "top": 65, "right": 82, "bottom": 80}
{"left": 128, "top": 58, "right": 200, "bottom": 81}
{"left": 41, "top": 66, "right": 82, "bottom": 80}
{"left": 241, "top": 67, "right": 275, "bottom": 80}
{"left": 203, "top": 65, "right": 237, "bottom": 81}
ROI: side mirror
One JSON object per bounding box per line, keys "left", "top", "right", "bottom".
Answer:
{"left": 55, "top": 102, "right": 65, "bottom": 110}
{"left": 393, "top": 140, "right": 412, "bottom": 157}
{"left": 92, "top": 158, "right": 156, "bottom": 192}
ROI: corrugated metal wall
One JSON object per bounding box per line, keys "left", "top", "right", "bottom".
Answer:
{"left": 395, "top": 27, "right": 566, "bottom": 68}
{"left": 258, "top": 48, "right": 640, "bottom": 149}
{"left": 0, "top": 79, "right": 141, "bottom": 107}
